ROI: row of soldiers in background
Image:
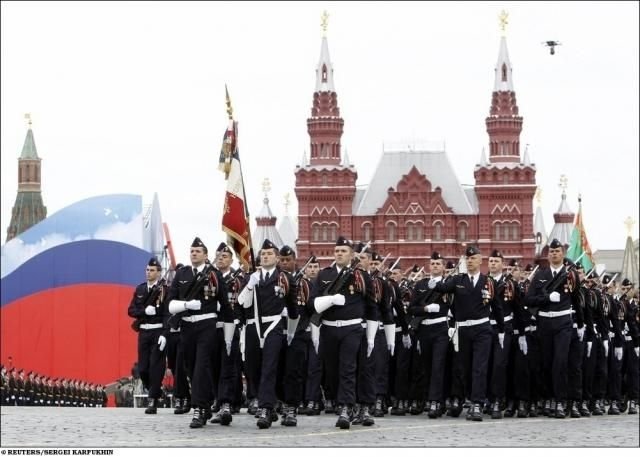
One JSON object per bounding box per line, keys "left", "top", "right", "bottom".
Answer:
{"left": 127, "top": 235, "right": 639, "bottom": 430}
{"left": 0, "top": 366, "right": 108, "bottom": 407}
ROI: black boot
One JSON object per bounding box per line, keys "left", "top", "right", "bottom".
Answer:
{"left": 281, "top": 404, "right": 297, "bottom": 426}
{"left": 516, "top": 400, "right": 528, "bottom": 418}
{"left": 448, "top": 397, "right": 462, "bottom": 417}
{"left": 554, "top": 401, "right": 566, "bottom": 419}
{"left": 543, "top": 399, "right": 551, "bottom": 416}
{"left": 628, "top": 400, "right": 638, "bottom": 414}
{"left": 467, "top": 403, "right": 483, "bottom": 421}
{"left": 247, "top": 398, "right": 258, "bottom": 416}
{"left": 144, "top": 398, "right": 157, "bottom": 415}
{"left": 219, "top": 402, "right": 232, "bottom": 425}
{"left": 256, "top": 408, "right": 272, "bottom": 429}
{"left": 307, "top": 401, "right": 321, "bottom": 416}
{"left": 592, "top": 399, "right": 603, "bottom": 416}
{"left": 298, "top": 401, "right": 310, "bottom": 416}
{"left": 608, "top": 401, "right": 620, "bottom": 415}
{"left": 362, "top": 405, "right": 375, "bottom": 426}
{"left": 491, "top": 401, "right": 503, "bottom": 419}
{"left": 373, "top": 397, "right": 385, "bottom": 417}
{"left": 579, "top": 400, "right": 591, "bottom": 417}
{"left": 324, "top": 399, "right": 335, "bottom": 414}
{"left": 503, "top": 400, "right": 515, "bottom": 418}
{"left": 409, "top": 399, "right": 422, "bottom": 415}
{"left": 189, "top": 408, "right": 206, "bottom": 428}
{"left": 335, "top": 405, "right": 351, "bottom": 429}
{"left": 570, "top": 401, "right": 581, "bottom": 418}
{"left": 427, "top": 401, "right": 441, "bottom": 419}
{"left": 390, "top": 399, "right": 400, "bottom": 415}
{"left": 351, "top": 404, "right": 363, "bottom": 425}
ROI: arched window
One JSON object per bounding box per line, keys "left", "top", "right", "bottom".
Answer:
{"left": 458, "top": 222, "right": 467, "bottom": 241}
{"left": 494, "top": 222, "right": 502, "bottom": 241}
{"left": 362, "top": 223, "right": 372, "bottom": 242}
{"left": 386, "top": 222, "right": 396, "bottom": 242}
{"left": 406, "top": 223, "right": 414, "bottom": 241}
{"left": 511, "top": 223, "right": 520, "bottom": 241}
{"left": 434, "top": 221, "right": 443, "bottom": 241}
{"left": 312, "top": 224, "right": 320, "bottom": 242}
{"left": 329, "top": 224, "right": 337, "bottom": 241}
{"left": 322, "top": 175, "right": 328, "bottom": 186}
{"left": 415, "top": 223, "right": 423, "bottom": 241}
{"left": 321, "top": 225, "right": 328, "bottom": 242}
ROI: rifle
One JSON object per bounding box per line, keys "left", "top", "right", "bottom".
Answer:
{"left": 292, "top": 255, "right": 317, "bottom": 286}
{"left": 167, "top": 262, "right": 216, "bottom": 330}
{"left": 310, "top": 255, "right": 363, "bottom": 326}
{"left": 131, "top": 278, "right": 167, "bottom": 332}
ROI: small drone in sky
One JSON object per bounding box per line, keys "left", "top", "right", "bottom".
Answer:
{"left": 543, "top": 41, "right": 562, "bottom": 55}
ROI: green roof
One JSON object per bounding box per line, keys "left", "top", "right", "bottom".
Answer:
{"left": 20, "top": 128, "right": 39, "bottom": 159}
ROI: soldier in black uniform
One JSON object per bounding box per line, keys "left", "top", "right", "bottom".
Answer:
{"left": 167, "top": 237, "right": 232, "bottom": 428}
{"left": 127, "top": 257, "right": 168, "bottom": 414}
{"left": 566, "top": 261, "right": 588, "bottom": 417}
{"left": 309, "top": 236, "right": 377, "bottom": 429}
{"left": 408, "top": 252, "right": 452, "bottom": 418}
{"left": 619, "top": 279, "right": 639, "bottom": 414}
{"left": 603, "top": 277, "right": 625, "bottom": 414}
{"left": 210, "top": 242, "right": 245, "bottom": 425}
{"left": 525, "top": 239, "right": 580, "bottom": 418}
{"left": 237, "top": 239, "right": 298, "bottom": 429}
{"left": 429, "top": 245, "right": 504, "bottom": 421}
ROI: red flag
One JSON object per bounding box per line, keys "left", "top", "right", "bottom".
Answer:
{"left": 219, "top": 119, "right": 253, "bottom": 271}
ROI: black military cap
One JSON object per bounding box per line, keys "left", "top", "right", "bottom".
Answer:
{"left": 216, "top": 242, "right": 233, "bottom": 255}
{"left": 602, "top": 274, "right": 612, "bottom": 285}
{"left": 489, "top": 249, "right": 503, "bottom": 259}
{"left": 372, "top": 252, "right": 383, "bottom": 262}
{"left": 446, "top": 260, "right": 455, "bottom": 269}
{"left": 335, "top": 236, "right": 353, "bottom": 248}
{"left": 585, "top": 269, "right": 597, "bottom": 279}
{"left": 411, "top": 264, "right": 420, "bottom": 273}
{"left": 147, "top": 257, "right": 161, "bottom": 268}
{"left": 465, "top": 245, "right": 480, "bottom": 257}
{"left": 279, "top": 245, "right": 295, "bottom": 257}
{"left": 549, "top": 238, "right": 563, "bottom": 249}
{"left": 508, "top": 259, "right": 519, "bottom": 267}
{"left": 390, "top": 260, "right": 402, "bottom": 270}
{"left": 622, "top": 278, "right": 632, "bottom": 287}
{"left": 191, "top": 237, "right": 207, "bottom": 249}
{"left": 563, "top": 257, "right": 575, "bottom": 268}
{"left": 261, "top": 239, "right": 278, "bottom": 251}
{"left": 308, "top": 254, "right": 319, "bottom": 264}
{"left": 353, "top": 242, "right": 368, "bottom": 254}
{"left": 524, "top": 263, "right": 534, "bottom": 272}
{"left": 175, "top": 263, "right": 184, "bottom": 270}
{"left": 575, "top": 261, "right": 583, "bottom": 270}
{"left": 431, "top": 251, "right": 443, "bottom": 261}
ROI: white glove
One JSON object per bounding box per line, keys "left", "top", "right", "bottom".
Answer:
{"left": 185, "top": 299, "right": 202, "bottom": 310}
{"left": 518, "top": 335, "right": 528, "bottom": 355}
{"left": 402, "top": 333, "right": 412, "bottom": 349}
{"left": 311, "top": 324, "right": 320, "bottom": 355}
{"left": 498, "top": 332, "right": 505, "bottom": 349}
{"left": 428, "top": 278, "right": 437, "bottom": 289}
{"left": 366, "top": 320, "right": 377, "bottom": 358}
{"left": 157, "top": 335, "right": 166, "bottom": 351}
{"left": 425, "top": 303, "right": 440, "bottom": 313}
{"left": 549, "top": 292, "right": 560, "bottom": 303}
{"left": 576, "top": 326, "right": 585, "bottom": 342}
{"left": 452, "top": 330, "right": 459, "bottom": 352}
{"left": 331, "top": 294, "right": 346, "bottom": 306}
{"left": 586, "top": 341, "right": 593, "bottom": 358}
{"left": 384, "top": 324, "right": 396, "bottom": 356}
{"left": 145, "top": 305, "right": 156, "bottom": 316}
{"left": 634, "top": 346, "right": 639, "bottom": 358}
{"left": 247, "top": 271, "right": 261, "bottom": 289}
{"left": 603, "top": 339, "right": 609, "bottom": 356}
{"left": 614, "top": 347, "right": 623, "bottom": 361}
{"left": 223, "top": 322, "right": 235, "bottom": 356}
{"left": 314, "top": 295, "right": 334, "bottom": 314}
{"left": 416, "top": 340, "right": 422, "bottom": 355}
{"left": 168, "top": 300, "right": 187, "bottom": 315}
{"left": 448, "top": 327, "right": 456, "bottom": 340}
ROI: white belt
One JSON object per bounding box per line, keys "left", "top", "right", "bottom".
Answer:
{"left": 169, "top": 327, "right": 181, "bottom": 333}
{"left": 216, "top": 321, "right": 225, "bottom": 329}
{"left": 421, "top": 316, "right": 448, "bottom": 326}
{"left": 538, "top": 309, "right": 572, "bottom": 318}
{"left": 490, "top": 315, "right": 513, "bottom": 325}
{"left": 395, "top": 327, "right": 403, "bottom": 333}
{"left": 625, "top": 335, "right": 633, "bottom": 341}
{"left": 139, "top": 323, "right": 163, "bottom": 330}
{"left": 246, "top": 315, "right": 282, "bottom": 325}
{"left": 322, "top": 318, "right": 363, "bottom": 327}
{"left": 457, "top": 317, "right": 489, "bottom": 327}
{"left": 182, "top": 313, "right": 217, "bottom": 323}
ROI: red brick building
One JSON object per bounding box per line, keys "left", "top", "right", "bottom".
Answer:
{"left": 295, "top": 32, "right": 537, "bottom": 267}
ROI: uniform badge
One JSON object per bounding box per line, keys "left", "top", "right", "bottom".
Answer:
{"left": 349, "top": 285, "right": 355, "bottom": 295}
{"left": 204, "top": 285, "right": 210, "bottom": 300}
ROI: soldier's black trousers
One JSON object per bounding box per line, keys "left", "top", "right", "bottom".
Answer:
{"left": 304, "top": 331, "right": 323, "bottom": 402}
{"left": 623, "top": 340, "right": 639, "bottom": 399}
{"left": 138, "top": 328, "right": 166, "bottom": 399}
{"left": 373, "top": 328, "right": 390, "bottom": 398}
{"left": 166, "top": 330, "right": 189, "bottom": 400}
{"left": 409, "top": 339, "right": 427, "bottom": 401}
{"left": 490, "top": 323, "right": 513, "bottom": 401}
{"left": 283, "top": 332, "right": 308, "bottom": 405}
{"left": 513, "top": 333, "right": 542, "bottom": 401}
{"left": 321, "top": 324, "right": 363, "bottom": 407}
{"left": 582, "top": 337, "right": 597, "bottom": 401}
{"left": 537, "top": 314, "right": 572, "bottom": 401}
{"left": 211, "top": 327, "right": 224, "bottom": 401}
{"left": 458, "top": 322, "right": 493, "bottom": 403}
{"left": 245, "top": 321, "right": 284, "bottom": 410}
{"left": 389, "top": 332, "right": 412, "bottom": 400}
{"left": 568, "top": 327, "right": 584, "bottom": 401}
{"left": 593, "top": 339, "right": 609, "bottom": 398}
{"left": 217, "top": 327, "right": 242, "bottom": 404}
{"left": 356, "top": 330, "right": 378, "bottom": 404}
{"left": 417, "top": 322, "right": 449, "bottom": 402}
{"left": 608, "top": 344, "right": 623, "bottom": 401}
{"left": 181, "top": 319, "right": 217, "bottom": 408}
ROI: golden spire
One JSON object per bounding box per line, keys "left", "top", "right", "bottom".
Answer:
{"left": 321, "top": 10, "right": 329, "bottom": 36}
{"left": 262, "top": 178, "right": 271, "bottom": 198}
{"left": 283, "top": 193, "right": 291, "bottom": 213}
{"left": 624, "top": 216, "right": 636, "bottom": 238}
{"left": 499, "top": 10, "right": 509, "bottom": 35}
{"left": 24, "top": 113, "right": 32, "bottom": 128}
{"left": 558, "top": 174, "right": 568, "bottom": 195}
{"left": 225, "top": 84, "right": 233, "bottom": 120}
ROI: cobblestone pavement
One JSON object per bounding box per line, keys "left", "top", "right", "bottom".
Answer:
{"left": 1, "top": 406, "right": 638, "bottom": 447}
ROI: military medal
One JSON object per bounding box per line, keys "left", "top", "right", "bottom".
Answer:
{"left": 204, "top": 284, "right": 210, "bottom": 299}
{"left": 349, "top": 285, "right": 355, "bottom": 295}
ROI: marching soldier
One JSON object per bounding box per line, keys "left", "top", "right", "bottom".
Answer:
{"left": 603, "top": 277, "right": 625, "bottom": 414}
{"left": 309, "top": 236, "right": 377, "bottom": 429}
{"left": 525, "top": 239, "right": 580, "bottom": 418}
{"left": 388, "top": 261, "right": 412, "bottom": 416}
{"left": 428, "top": 245, "right": 504, "bottom": 421}
{"left": 619, "top": 279, "right": 639, "bottom": 414}
{"left": 237, "top": 239, "right": 299, "bottom": 429}
{"left": 127, "top": 257, "right": 169, "bottom": 414}
{"left": 167, "top": 237, "right": 232, "bottom": 428}
{"left": 409, "top": 252, "right": 452, "bottom": 418}
{"left": 566, "top": 261, "right": 588, "bottom": 417}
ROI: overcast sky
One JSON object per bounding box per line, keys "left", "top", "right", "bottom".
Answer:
{"left": 2, "top": 1, "right": 638, "bottom": 265}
